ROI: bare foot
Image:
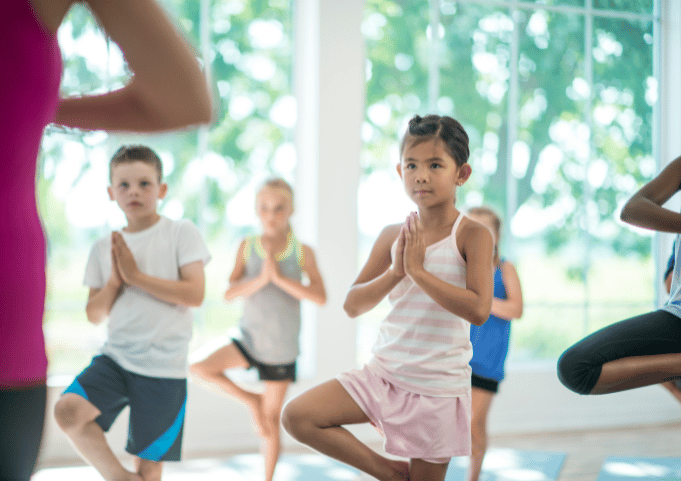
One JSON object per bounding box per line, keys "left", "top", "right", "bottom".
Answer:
{"left": 115, "top": 472, "right": 143, "bottom": 481}
{"left": 386, "top": 459, "right": 410, "bottom": 481}
{"left": 243, "top": 392, "right": 269, "bottom": 437}
{"left": 662, "top": 381, "right": 681, "bottom": 404}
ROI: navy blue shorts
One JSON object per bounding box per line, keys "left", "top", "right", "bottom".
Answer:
{"left": 232, "top": 339, "right": 297, "bottom": 382}
{"left": 63, "top": 355, "right": 186, "bottom": 462}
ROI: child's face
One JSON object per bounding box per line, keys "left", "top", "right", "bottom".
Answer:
{"left": 256, "top": 187, "right": 293, "bottom": 236}
{"left": 397, "top": 138, "right": 471, "bottom": 208}
{"left": 108, "top": 161, "right": 167, "bottom": 221}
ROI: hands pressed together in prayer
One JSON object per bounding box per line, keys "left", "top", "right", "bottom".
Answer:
{"left": 393, "top": 211, "right": 426, "bottom": 280}
{"left": 110, "top": 232, "right": 140, "bottom": 288}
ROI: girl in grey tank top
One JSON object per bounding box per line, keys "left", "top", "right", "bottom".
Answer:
{"left": 190, "top": 178, "right": 326, "bottom": 481}
{"left": 238, "top": 233, "right": 304, "bottom": 364}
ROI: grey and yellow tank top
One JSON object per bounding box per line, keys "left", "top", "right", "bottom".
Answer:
{"left": 238, "top": 232, "right": 304, "bottom": 364}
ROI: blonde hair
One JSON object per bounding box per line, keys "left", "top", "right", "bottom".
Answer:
{"left": 469, "top": 206, "right": 502, "bottom": 265}
{"left": 258, "top": 177, "right": 294, "bottom": 201}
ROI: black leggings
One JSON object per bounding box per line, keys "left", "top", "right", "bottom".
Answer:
{"left": 0, "top": 384, "right": 46, "bottom": 481}
{"left": 557, "top": 310, "right": 681, "bottom": 395}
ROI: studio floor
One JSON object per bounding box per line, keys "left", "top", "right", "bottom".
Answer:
{"left": 35, "top": 421, "right": 681, "bottom": 481}
{"left": 483, "top": 421, "right": 681, "bottom": 481}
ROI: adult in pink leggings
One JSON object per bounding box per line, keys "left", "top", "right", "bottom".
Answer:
{"left": 0, "top": 1, "right": 212, "bottom": 478}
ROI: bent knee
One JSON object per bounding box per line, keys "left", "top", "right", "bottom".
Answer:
{"left": 281, "top": 401, "right": 307, "bottom": 439}
{"left": 557, "top": 346, "right": 600, "bottom": 395}
{"left": 54, "top": 394, "right": 93, "bottom": 430}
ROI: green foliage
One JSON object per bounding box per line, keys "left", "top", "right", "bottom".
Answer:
{"left": 363, "top": 0, "right": 655, "bottom": 259}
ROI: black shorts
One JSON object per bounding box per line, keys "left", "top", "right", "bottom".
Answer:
{"left": 232, "top": 339, "right": 297, "bottom": 382}
{"left": 471, "top": 373, "right": 499, "bottom": 394}
{"left": 63, "top": 355, "right": 186, "bottom": 462}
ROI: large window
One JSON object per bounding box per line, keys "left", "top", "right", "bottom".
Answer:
{"left": 41, "top": 0, "right": 295, "bottom": 377}
{"left": 359, "top": 0, "right": 658, "bottom": 364}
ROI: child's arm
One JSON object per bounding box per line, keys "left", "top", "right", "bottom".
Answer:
{"left": 490, "top": 261, "right": 523, "bottom": 321}
{"left": 403, "top": 213, "right": 494, "bottom": 326}
{"left": 343, "top": 224, "right": 405, "bottom": 318}
{"left": 55, "top": 0, "right": 212, "bottom": 132}
{"left": 620, "top": 155, "right": 681, "bottom": 232}
{"left": 223, "top": 240, "right": 270, "bottom": 301}
{"left": 85, "top": 242, "right": 124, "bottom": 324}
{"left": 270, "top": 245, "right": 327, "bottom": 306}
{"left": 112, "top": 232, "right": 206, "bottom": 307}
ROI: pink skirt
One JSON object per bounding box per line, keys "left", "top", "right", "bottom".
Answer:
{"left": 337, "top": 363, "right": 471, "bottom": 464}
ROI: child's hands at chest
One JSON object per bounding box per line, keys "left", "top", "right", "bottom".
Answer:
{"left": 112, "top": 232, "right": 141, "bottom": 285}
{"left": 402, "top": 212, "right": 426, "bottom": 278}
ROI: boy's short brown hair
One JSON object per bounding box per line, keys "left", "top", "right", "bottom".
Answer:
{"left": 109, "top": 145, "right": 163, "bottom": 182}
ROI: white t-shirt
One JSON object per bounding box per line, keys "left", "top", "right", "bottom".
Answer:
{"left": 84, "top": 216, "right": 211, "bottom": 378}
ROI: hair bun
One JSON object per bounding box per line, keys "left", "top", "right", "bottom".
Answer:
{"left": 408, "top": 115, "right": 437, "bottom": 136}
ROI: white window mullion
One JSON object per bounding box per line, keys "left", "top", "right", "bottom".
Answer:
{"left": 429, "top": 0, "right": 441, "bottom": 112}
{"left": 505, "top": 4, "right": 520, "bottom": 261}
{"left": 581, "top": 0, "right": 594, "bottom": 336}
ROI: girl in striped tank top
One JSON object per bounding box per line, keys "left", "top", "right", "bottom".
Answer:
{"left": 283, "top": 115, "right": 495, "bottom": 481}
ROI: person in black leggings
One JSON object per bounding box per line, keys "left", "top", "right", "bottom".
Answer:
{"left": 0, "top": 386, "right": 46, "bottom": 480}
{"left": 558, "top": 155, "right": 681, "bottom": 395}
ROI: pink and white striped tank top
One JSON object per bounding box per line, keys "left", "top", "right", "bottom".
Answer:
{"left": 367, "top": 214, "right": 471, "bottom": 397}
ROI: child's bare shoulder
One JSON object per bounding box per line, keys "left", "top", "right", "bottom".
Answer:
{"left": 458, "top": 216, "right": 493, "bottom": 246}
{"left": 376, "top": 223, "right": 403, "bottom": 245}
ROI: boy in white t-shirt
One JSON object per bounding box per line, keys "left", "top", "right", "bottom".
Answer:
{"left": 54, "top": 145, "right": 211, "bottom": 481}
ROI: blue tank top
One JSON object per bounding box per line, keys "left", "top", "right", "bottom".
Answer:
{"left": 469, "top": 262, "right": 511, "bottom": 382}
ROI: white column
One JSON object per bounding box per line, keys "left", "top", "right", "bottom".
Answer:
{"left": 294, "top": 0, "right": 365, "bottom": 380}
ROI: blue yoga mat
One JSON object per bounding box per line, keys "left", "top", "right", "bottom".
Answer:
{"left": 35, "top": 450, "right": 566, "bottom": 480}
{"left": 34, "top": 454, "right": 362, "bottom": 480}
{"left": 596, "top": 457, "right": 681, "bottom": 480}
{"left": 445, "top": 448, "right": 566, "bottom": 481}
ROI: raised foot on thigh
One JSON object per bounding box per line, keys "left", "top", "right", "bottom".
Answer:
{"left": 385, "top": 459, "right": 410, "bottom": 481}
{"left": 114, "top": 471, "right": 143, "bottom": 481}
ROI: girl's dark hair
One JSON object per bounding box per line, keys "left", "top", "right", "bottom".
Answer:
{"left": 400, "top": 114, "right": 470, "bottom": 166}
{"left": 109, "top": 145, "right": 163, "bottom": 182}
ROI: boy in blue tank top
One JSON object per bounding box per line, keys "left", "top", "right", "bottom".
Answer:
{"left": 467, "top": 207, "right": 524, "bottom": 481}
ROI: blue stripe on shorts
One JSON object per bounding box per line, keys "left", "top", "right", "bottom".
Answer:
{"left": 63, "top": 379, "right": 89, "bottom": 401}
{"left": 137, "top": 398, "right": 187, "bottom": 461}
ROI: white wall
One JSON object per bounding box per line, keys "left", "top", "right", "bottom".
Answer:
{"left": 37, "top": 0, "right": 681, "bottom": 467}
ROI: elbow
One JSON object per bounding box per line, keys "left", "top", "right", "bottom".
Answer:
{"left": 343, "top": 300, "right": 360, "bottom": 319}
{"left": 470, "top": 303, "right": 492, "bottom": 326}
{"left": 85, "top": 307, "right": 104, "bottom": 326}
{"left": 185, "top": 77, "right": 214, "bottom": 127}
{"left": 189, "top": 94, "right": 214, "bottom": 127}
{"left": 189, "top": 292, "right": 205, "bottom": 308}
{"left": 620, "top": 198, "right": 638, "bottom": 224}
{"left": 470, "top": 313, "right": 488, "bottom": 327}
{"left": 317, "top": 293, "right": 328, "bottom": 307}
